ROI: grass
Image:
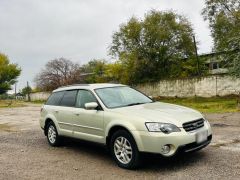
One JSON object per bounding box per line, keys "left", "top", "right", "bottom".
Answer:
{"left": 0, "top": 100, "right": 44, "bottom": 108}
{"left": 1, "top": 96, "right": 239, "bottom": 113}
{"left": 30, "top": 100, "right": 46, "bottom": 104}
{"left": 0, "top": 100, "right": 27, "bottom": 108}
{"left": 155, "top": 96, "right": 240, "bottom": 113}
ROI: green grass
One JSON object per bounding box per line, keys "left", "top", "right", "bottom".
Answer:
{"left": 0, "top": 100, "right": 27, "bottom": 108}
{"left": 155, "top": 96, "right": 240, "bottom": 113}
{"left": 30, "top": 100, "right": 46, "bottom": 104}
{"left": 1, "top": 97, "right": 239, "bottom": 113}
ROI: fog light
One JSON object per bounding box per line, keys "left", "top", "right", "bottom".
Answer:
{"left": 162, "top": 145, "right": 170, "bottom": 154}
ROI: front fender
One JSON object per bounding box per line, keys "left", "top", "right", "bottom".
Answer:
{"left": 105, "top": 120, "right": 137, "bottom": 138}
{"left": 104, "top": 120, "right": 145, "bottom": 151}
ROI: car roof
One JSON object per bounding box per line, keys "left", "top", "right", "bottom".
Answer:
{"left": 53, "top": 83, "right": 126, "bottom": 92}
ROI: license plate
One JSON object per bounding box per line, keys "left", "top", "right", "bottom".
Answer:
{"left": 196, "top": 130, "right": 208, "bottom": 144}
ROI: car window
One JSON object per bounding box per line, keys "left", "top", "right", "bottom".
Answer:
{"left": 76, "top": 90, "right": 97, "bottom": 108}
{"left": 95, "top": 88, "right": 124, "bottom": 108}
{"left": 59, "top": 90, "right": 78, "bottom": 107}
{"left": 95, "top": 86, "right": 152, "bottom": 108}
{"left": 45, "top": 91, "right": 65, "bottom": 106}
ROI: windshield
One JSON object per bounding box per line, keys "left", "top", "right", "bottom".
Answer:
{"left": 95, "top": 86, "right": 153, "bottom": 108}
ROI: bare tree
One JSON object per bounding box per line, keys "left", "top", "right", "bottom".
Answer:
{"left": 35, "top": 58, "right": 82, "bottom": 91}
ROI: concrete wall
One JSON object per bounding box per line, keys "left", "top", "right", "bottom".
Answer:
{"left": 136, "top": 75, "right": 240, "bottom": 97}
{"left": 28, "top": 92, "right": 51, "bottom": 101}
{"left": 28, "top": 75, "right": 240, "bottom": 100}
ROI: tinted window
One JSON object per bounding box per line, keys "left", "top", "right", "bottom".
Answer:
{"left": 46, "top": 91, "right": 65, "bottom": 106}
{"left": 59, "top": 90, "right": 78, "bottom": 107}
{"left": 76, "top": 90, "right": 97, "bottom": 108}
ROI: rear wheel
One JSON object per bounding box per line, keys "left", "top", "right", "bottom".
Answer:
{"left": 46, "top": 122, "right": 61, "bottom": 146}
{"left": 110, "top": 130, "right": 141, "bottom": 169}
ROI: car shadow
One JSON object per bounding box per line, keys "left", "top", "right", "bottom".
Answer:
{"left": 60, "top": 137, "right": 110, "bottom": 158}
{"left": 140, "top": 151, "right": 207, "bottom": 171}
{"left": 59, "top": 137, "right": 209, "bottom": 171}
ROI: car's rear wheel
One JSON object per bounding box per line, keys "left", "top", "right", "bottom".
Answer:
{"left": 110, "top": 130, "right": 141, "bottom": 169}
{"left": 46, "top": 122, "right": 61, "bottom": 146}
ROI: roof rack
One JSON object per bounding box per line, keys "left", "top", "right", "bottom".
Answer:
{"left": 58, "top": 84, "right": 89, "bottom": 88}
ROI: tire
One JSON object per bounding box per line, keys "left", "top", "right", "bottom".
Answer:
{"left": 110, "top": 130, "right": 141, "bottom": 169}
{"left": 46, "top": 121, "right": 61, "bottom": 146}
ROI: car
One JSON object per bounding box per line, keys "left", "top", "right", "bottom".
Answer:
{"left": 40, "top": 83, "right": 212, "bottom": 169}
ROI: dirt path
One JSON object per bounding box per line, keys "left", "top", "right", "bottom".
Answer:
{"left": 0, "top": 105, "right": 240, "bottom": 180}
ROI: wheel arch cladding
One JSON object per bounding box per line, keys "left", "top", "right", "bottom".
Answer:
{"left": 44, "top": 118, "right": 53, "bottom": 135}
{"left": 106, "top": 125, "right": 135, "bottom": 148}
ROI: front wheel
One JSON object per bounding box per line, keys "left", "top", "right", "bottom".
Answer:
{"left": 46, "top": 122, "right": 61, "bottom": 146}
{"left": 110, "top": 130, "right": 141, "bottom": 169}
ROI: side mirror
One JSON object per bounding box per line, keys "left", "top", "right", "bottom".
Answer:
{"left": 85, "top": 102, "right": 98, "bottom": 110}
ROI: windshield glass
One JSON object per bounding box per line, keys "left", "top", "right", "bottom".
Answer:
{"left": 95, "top": 86, "right": 153, "bottom": 108}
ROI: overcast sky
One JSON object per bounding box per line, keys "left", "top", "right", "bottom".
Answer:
{"left": 0, "top": 0, "right": 213, "bottom": 92}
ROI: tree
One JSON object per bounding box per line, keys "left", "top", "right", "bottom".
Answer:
{"left": 0, "top": 53, "right": 21, "bottom": 94}
{"left": 35, "top": 58, "right": 82, "bottom": 91}
{"left": 110, "top": 10, "right": 203, "bottom": 84}
{"left": 104, "top": 62, "right": 129, "bottom": 84}
{"left": 202, "top": 0, "right": 240, "bottom": 76}
{"left": 21, "top": 85, "right": 32, "bottom": 101}
{"left": 21, "top": 86, "right": 32, "bottom": 96}
{"left": 81, "top": 59, "right": 108, "bottom": 83}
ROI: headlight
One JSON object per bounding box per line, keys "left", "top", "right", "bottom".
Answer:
{"left": 201, "top": 114, "right": 207, "bottom": 121}
{"left": 202, "top": 115, "right": 211, "bottom": 127}
{"left": 145, "top": 122, "right": 181, "bottom": 134}
{"left": 202, "top": 114, "right": 209, "bottom": 123}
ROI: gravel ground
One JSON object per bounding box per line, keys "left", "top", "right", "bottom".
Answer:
{"left": 0, "top": 105, "right": 240, "bottom": 180}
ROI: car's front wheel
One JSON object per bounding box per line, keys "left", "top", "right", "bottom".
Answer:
{"left": 46, "top": 122, "right": 61, "bottom": 146}
{"left": 110, "top": 130, "right": 141, "bottom": 169}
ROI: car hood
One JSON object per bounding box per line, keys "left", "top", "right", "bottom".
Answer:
{"left": 110, "top": 102, "right": 203, "bottom": 127}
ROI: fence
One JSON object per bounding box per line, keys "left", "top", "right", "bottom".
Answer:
{"left": 27, "top": 92, "right": 51, "bottom": 101}
{"left": 28, "top": 75, "right": 240, "bottom": 101}
{"left": 136, "top": 75, "right": 240, "bottom": 97}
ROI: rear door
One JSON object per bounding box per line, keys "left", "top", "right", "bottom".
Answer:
{"left": 44, "top": 91, "right": 65, "bottom": 130}
{"left": 57, "top": 90, "right": 78, "bottom": 137}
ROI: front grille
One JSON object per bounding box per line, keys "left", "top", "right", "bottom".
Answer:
{"left": 183, "top": 118, "right": 204, "bottom": 132}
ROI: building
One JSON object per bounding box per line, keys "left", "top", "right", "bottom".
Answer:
{"left": 201, "top": 49, "right": 239, "bottom": 75}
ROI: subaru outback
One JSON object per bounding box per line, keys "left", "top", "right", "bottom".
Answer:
{"left": 40, "top": 83, "right": 212, "bottom": 169}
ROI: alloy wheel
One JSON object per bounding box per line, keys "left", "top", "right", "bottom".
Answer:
{"left": 114, "top": 136, "right": 133, "bottom": 164}
{"left": 48, "top": 125, "right": 57, "bottom": 144}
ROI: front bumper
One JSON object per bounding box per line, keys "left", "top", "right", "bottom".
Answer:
{"left": 178, "top": 135, "right": 212, "bottom": 153}
{"left": 131, "top": 122, "right": 212, "bottom": 156}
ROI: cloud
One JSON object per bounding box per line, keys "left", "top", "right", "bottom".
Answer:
{"left": 0, "top": 0, "right": 212, "bottom": 91}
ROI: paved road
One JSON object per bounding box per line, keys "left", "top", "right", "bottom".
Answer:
{"left": 0, "top": 105, "right": 240, "bottom": 180}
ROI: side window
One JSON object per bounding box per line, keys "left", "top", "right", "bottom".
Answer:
{"left": 76, "top": 90, "right": 97, "bottom": 108}
{"left": 59, "top": 90, "right": 78, "bottom": 107}
{"left": 46, "top": 91, "right": 65, "bottom": 106}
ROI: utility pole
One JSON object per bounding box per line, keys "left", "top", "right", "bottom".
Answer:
{"left": 15, "top": 82, "right": 17, "bottom": 100}
{"left": 27, "top": 81, "right": 31, "bottom": 102}
{"left": 193, "top": 35, "right": 200, "bottom": 76}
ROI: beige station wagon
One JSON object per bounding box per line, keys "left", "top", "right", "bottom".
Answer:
{"left": 40, "top": 83, "right": 212, "bottom": 169}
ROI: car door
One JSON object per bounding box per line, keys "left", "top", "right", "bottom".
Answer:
{"left": 57, "top": 90, "right": 78, "bottom": 137}
{"left": 72, "top": 89, "right": 104, "bottom": 143}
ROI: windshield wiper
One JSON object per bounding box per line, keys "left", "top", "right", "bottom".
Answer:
{"left": 126, "top": 102, "right": 145, "bottom": 106}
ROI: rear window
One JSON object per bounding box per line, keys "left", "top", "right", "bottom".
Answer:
{"left": 59, "top": 90, "right": 78, "bottom": 107}
{"left": 46, "top": 91, "right": 65, "bottom": 106}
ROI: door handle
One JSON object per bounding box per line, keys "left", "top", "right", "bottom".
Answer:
{"left": 55, "top": 110, "right": 59, "bottom": 113}
{"left": 75, "top": 113, "right": 80, "bottom": 116}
